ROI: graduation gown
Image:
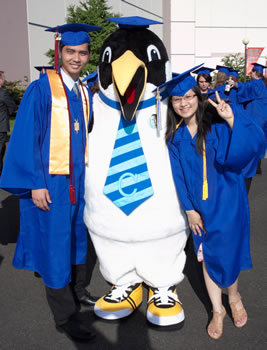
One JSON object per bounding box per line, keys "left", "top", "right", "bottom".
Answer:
{"left": 209, "top": 87, "right": 263, "bottom": 178}
{"left": 0, "top": 74, "right": 92, "bottom": 289}
{"left": 168, "top": 106, "right": 265, "bottom": 288}
{"left": 237, "top": 79, "right": 267, "bottom": 146}
{"left": 209, "top": 85, "right": 240, "bottom": 105}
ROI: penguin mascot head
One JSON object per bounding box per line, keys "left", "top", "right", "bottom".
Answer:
{"left": 98, "top": 16, "right": 172, "bottom": 121}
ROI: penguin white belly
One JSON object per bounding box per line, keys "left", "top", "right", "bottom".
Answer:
{"left": 84, "top": 93, "right": 188, "bottom": 242}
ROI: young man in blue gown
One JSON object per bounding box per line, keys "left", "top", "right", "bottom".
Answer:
{"left": 0, "top": 23, "right": 102, "bottom": 341}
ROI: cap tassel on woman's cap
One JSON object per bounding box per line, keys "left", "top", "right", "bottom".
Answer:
{"left": 156, "top": 88, "right": 162, "bottom": 131}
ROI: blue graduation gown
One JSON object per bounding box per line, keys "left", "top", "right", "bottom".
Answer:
{"left": 237, "top": 79, "right": 267, "bottom": 146}
{"left": 0, "top": 75, "right": 92, "bottom": 289}
{"left": 168, "top": 106, "right": 265, "bottom": 287}
{"left": 209, "top": 85, "right": 240, "bottom": 105}
{"left": 209, "top": 86, "right": 264, "bottom": 178}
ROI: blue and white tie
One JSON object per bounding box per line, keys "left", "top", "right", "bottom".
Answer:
{"left": 103, "top": 115, "right": 154, "bottom": 215}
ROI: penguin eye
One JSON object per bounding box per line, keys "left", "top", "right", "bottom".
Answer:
{"left": 147, "top": 45, "right": 161, "bottom": 62}
{"left": 102, "top": 46, "right": 112, "bottom": 63}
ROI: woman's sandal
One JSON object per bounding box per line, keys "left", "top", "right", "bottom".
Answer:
{"left": 229, "top": 292, "right": 248, "bottom": 328}
{"left": 207, "top": 306, "right": 226, "bottom": 340}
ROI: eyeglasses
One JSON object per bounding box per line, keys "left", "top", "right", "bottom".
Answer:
{"left": 172, "top": 94, "right": 196, "bottom": 104}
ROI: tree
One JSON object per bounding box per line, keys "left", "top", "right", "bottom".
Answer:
{"left": 3, "top": 81, "right": 26, "bottom": 105}
{"left": 221, "top": 53, "right": 249, "bottom": 82}
{"left": 46, "top": 0, "right": 120, "bottom": 74}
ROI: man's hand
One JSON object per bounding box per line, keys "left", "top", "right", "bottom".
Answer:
{"left": 31, "top": 189, "right": 52, "bottom": 211}
{"left": 185, "top": 209, "right": 206, "bottom": 236}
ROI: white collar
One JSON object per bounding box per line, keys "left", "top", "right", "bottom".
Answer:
{"left": 60, "top": 68, "right": 80, "bottom": 91}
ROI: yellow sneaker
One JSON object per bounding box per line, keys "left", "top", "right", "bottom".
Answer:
{"left": 147, "top": 286, "right": 184, "bottom": 326}
{"left": 94, "top": 283, "right": 143, "bottom": 320}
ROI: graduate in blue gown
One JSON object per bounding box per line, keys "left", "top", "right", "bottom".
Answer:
{"left": 163, "top": 66, "right": 264, "bottom": 339}
{"left": 0, "top": 23, "right": 102, "bottom": 341}
{"left": 229, "top": 63, "right": 267, "bottom": 177}
{"left": 193, "top": 66, "right": 214, "bottom": 98}
{"left": 208, "top": 68, "right": 260, "bottom": 192}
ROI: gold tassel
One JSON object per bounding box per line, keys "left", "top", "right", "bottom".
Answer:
{"left": 156, "top": 88, "right": 161, "bottom": 130}
{"left": 175, "top": 120, "right": 208, "bottom": 200}
{"left": 202, "top": 140, "right": 208, "bottom": 200}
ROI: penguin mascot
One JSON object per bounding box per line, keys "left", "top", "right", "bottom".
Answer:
{"left": 84, "top": 16, "right": 189, "bottom": 327}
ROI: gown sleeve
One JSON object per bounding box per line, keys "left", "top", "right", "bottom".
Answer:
{"left": 236, "top": 80, "right": 263, "bottom": 103}
{"left": 0, "top": 79, "right": 49, "bottom": 195}
{"left": 215, "top": 104, "right": 265, "bottom": 171}
{"left": 168, "top": 137, "right": 194, "bottom": 211}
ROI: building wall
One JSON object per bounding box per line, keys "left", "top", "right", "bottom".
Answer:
{"left": 0, "top": 0, "right": 30, "bottom": 85}
{"left": 2, "top": 0, "right": 267, "bottom": 84}
{"left": 107, "top": 0, "right": 163, "bottom": 39}
{"left": 169, "top": 0, "right": 267, "bottom": 73}
{"left": 27, "top": 0, "right": 81, "bottom": 82}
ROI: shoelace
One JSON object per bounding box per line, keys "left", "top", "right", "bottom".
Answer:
{"left": 105, "top": 285, "right": 134, "bottom": 302}
{"left": 147, "top": 287, "right": 181, "bottom": 306}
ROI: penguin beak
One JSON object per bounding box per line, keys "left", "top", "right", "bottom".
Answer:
{"left": 112, "top": 50, "right": 147, "bottom": 121}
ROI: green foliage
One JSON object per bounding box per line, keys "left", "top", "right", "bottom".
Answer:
{"left": 45, "top": 0, "right": 120, "bottom": 74}
{"left": 221, "top": 53, "right": 250, "bottom": 82}
{"left": 3, "top": 81, "right": 26, "bottom": 105}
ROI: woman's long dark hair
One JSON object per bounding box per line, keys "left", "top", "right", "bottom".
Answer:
{"left": 165, "top": 85, "right": 221, "bottom": 154}
{"left": 252, "top": 69, "right": 267, "bottom": 87}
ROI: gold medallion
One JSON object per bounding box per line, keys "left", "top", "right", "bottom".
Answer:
{"left": 74, "top": 119, "right": 80, "bottom": 134}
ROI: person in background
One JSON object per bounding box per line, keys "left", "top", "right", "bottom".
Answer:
{"left": 229, "top": 68, "right": 240, "bottom": 83}
{"left": 228, "top": 62, "right": 267, "bottom": 177}
{"left": 213, "top": 65, "right": 231, "bottom": 88}
{"left": 164, "top": 66, "right": 264, "bottom": 340}
{"left": 0, "top": 71, "right": 17, "bottom": 175}
{"left": 193, "top": 66, "right": 214, "bottom": 98}
{"left": 0, "top": 23, "right": 102, "bottom": 342}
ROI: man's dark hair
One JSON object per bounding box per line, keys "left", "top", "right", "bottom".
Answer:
{"left": 59, "top": 43, "right": 91, "bottom": 53}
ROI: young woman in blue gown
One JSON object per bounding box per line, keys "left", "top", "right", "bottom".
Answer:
{"left": 163, "top": 66, "right": 264, "bottom": 339}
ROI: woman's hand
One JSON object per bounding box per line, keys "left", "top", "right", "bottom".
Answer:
{"left": 185, "top": 209, "right": 206, "bottom": 236}
{"left": 208, "top": 91, "right": 234, "bottom": 129}
{"left": 226, "top": 79, "right": 236, "bottom": 89}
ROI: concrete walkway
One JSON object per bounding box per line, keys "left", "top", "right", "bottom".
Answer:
{"left": 0, "top": 160, "right": 267, "bottom": 350}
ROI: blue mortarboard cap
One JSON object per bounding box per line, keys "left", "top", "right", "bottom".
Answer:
{"left": 193, "top": 66, "right": 214, "bottom": 75}
{"left": 82, "top": 71, "right": 98, "bottom": 87}
{"left": 229, "top": 68, "right": 240, "bottom": 78}
{"left": 106, "top": 16, "right": 162, "bottom": 29}
{"left": 156, "top": 64, "right": 203, "bottom": 96}
{"left": 34, "top": 66, "right": 54, "bottom": 72}
{"left": 251, "top": 62, "right": 267, "bottom": 74}
{"left": 216, "top": 65, "right": 231, "bottom": 75}
{"left": 46, "top": 22, "right": 102, "bottom": 45}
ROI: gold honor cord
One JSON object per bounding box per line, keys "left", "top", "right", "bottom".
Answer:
{"left": 47, "top": 70, "right": 89, "bottom": 174}
{"left": 80, "top": 83, "right": 89, "bottom": 166}
{"left": 175, "top": 120, "right": 208, "bottom": 200}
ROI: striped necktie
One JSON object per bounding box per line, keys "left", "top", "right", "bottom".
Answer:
{"left": 103, "top": 115, "right": 154, "bottom": 215}
{"left": 73, "top": 83, "right": 79, "bottom": 98}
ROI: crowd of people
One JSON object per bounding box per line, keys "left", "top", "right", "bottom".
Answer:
{"left": 0, "top": 17, "right": 266, "bottom": 344}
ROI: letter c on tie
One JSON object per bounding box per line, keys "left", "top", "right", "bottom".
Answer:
{"left": 118, "top": 172, "right": 137, "bottom": 197}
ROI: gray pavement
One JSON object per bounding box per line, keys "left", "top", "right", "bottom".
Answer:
{"left": 0, "top": 160, "right": 267, "bottom": 350}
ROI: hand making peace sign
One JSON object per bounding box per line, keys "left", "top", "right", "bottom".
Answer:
{"left": 208, "top": 91, "right": 234, "bottom": 129}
